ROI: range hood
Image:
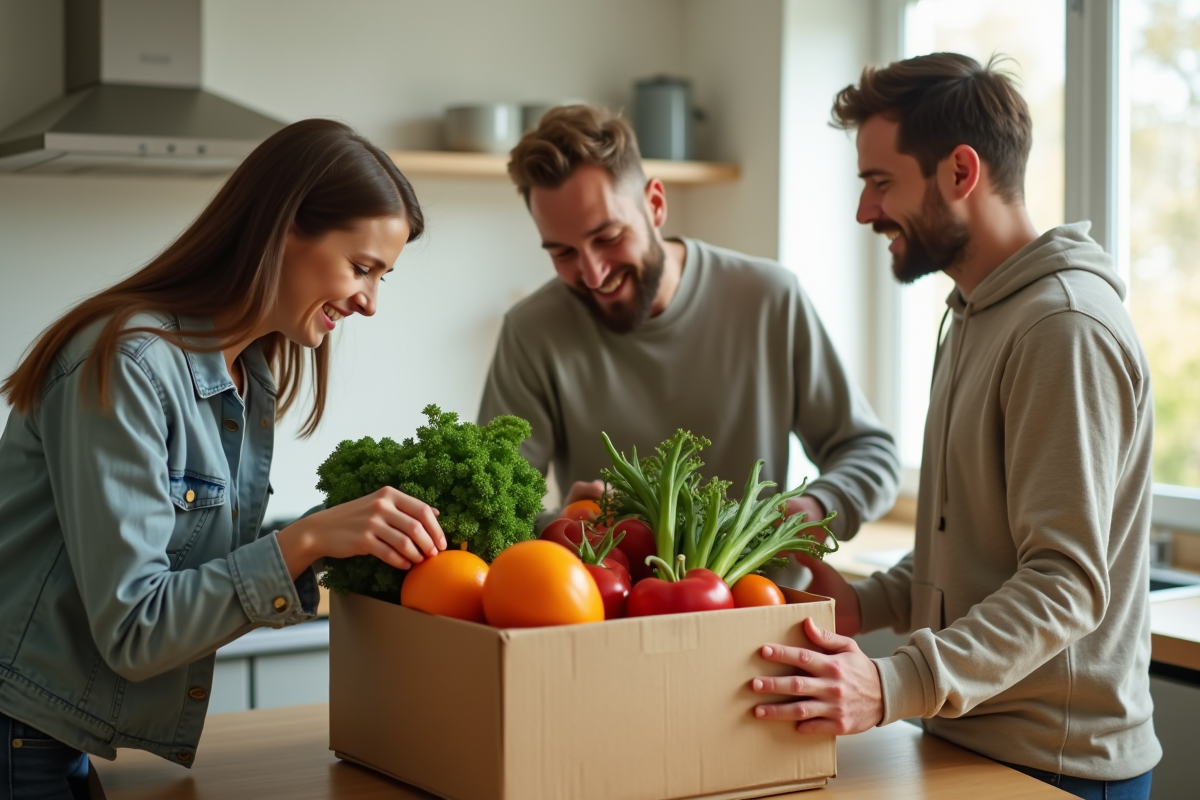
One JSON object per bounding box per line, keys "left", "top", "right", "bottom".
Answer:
{"left": 0, "top": 0, "right": 285, "bottom": 175}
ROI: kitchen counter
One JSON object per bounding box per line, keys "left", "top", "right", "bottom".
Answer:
{"left": 91, "top": 703, "right": 1069, "bottom": 799}
{"left": 838, "top": 520, "right": 1200, "bottom": 673}
{"left": 1149, "top": 586, "right": 1200, "bottom": 672}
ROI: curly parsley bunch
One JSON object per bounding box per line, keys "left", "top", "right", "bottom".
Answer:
{"left": 317, "top": 405, "right": 545, "bottom": 598}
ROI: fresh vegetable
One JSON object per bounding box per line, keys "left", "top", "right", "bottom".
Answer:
{"left": 626, "top": 555, "right": 735, "bottom": 617}
{"left": 600, "top": 430, "right": 839, "bottom": 587}
{"left": 561, "top": 499, "right": 603, "bottom": 524}
{"left": 598, "top": 542, "right": 629, "bottom": 574}
{"left": 586, "top": 560, "right": 630, "bottom": 620}
{"left": 400, "top": 550, "right": 489, "bottom": 622}
{"left": 609, "top": 518, "right": 656, "bottom": 583}
{"left": 483, "top": 540, "right": 604, "bottom": 628}
{"left": 316, "top": 405, "right": 546, "bottom": 599}
{"left": 731, "top": 574, "right": 785, "bottom": 608}
{"left": 539, "top": 518, "right": 632, "bottom": 574}
{"left": 539, "top": 517, "right": 594, "bottom": 550}
{"left": 575, "top": 528, "right": 631, "bottom": 619}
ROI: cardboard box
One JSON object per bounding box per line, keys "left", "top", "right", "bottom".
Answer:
{"left": 329, "top": 589, "right": 837, "bottom": 800}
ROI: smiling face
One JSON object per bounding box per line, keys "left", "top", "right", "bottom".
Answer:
{"left": 529, "top": 164, "right": 666, "bottom": 333}
{"left": 275, "top": 215, "right": 411, "bottom": 347}
{"left": 855, "top": 115, "right": 971, "bottom": 283}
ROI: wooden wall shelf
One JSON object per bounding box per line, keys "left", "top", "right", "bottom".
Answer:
{"left": 386, "top": 150, "right": 739, "bottom": 185}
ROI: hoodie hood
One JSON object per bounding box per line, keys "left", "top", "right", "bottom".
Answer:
{"left": 963, "top": 221, "right": 1126, "bottom": 312}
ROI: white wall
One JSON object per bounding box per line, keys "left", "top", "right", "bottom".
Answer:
{"left": 779, "top": 0, "right": 886, "bottom": 401}
{"left": 2, "top": 0, "right": 828, "bottom": 520}
{"left": 678, "top": 0, "right": 785, "bottom": 262}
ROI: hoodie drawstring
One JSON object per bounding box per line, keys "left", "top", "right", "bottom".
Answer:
{"left": 935, "top": 302, "right": 973, "bottom": 530}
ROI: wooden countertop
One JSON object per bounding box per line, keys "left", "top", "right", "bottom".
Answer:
{"left": 834, "top": 519, "right": 1200, "bottom": 673}
{"left": 92, "top": 703, "right": 1068, "bottom": 799}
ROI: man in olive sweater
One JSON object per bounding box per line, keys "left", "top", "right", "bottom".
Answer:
{"left": 750, "top": 54, "right": 1160, "bottom": 799}
{"left": 477, "top": 105, "right": 899, "bottom": 545}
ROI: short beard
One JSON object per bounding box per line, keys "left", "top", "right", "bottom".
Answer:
{"left": 573, "top": 222, "right": 665, "bottom": 334}
{"left": 881, "top": 180, "right": 971, "bottom": 284}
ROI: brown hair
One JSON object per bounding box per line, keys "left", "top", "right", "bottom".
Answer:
{"left": 2, "top": 118, "right": 423, "bottom": 437}
{"left": 831, "top": 52, "right": 1032, "bottom": 203}
{"left": 507, "top": 105, "right": 645, "bottom": 203}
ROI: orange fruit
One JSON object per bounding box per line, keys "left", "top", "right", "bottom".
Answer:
{"left": 483, "top": 540, "right": 604, "bottom": 628}
{"left": 400, "top": 549, "right": 489, "bottom": 623}
{"left": 561, "top": 499, "right": 602, "bottom": 523}
{"left": 731, "top": 574, "right": 785, "bottom": 608}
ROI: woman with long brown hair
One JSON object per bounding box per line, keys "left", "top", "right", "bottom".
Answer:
{"left": 0, "top": 119, "right": 446, "bottom": 799}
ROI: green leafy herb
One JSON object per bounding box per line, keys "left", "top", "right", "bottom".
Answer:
{"left": 316, "top": 405, "right": 545, "bottom": 597}
{"left": 600, "top": 430, "right": 838, "bottom": 584}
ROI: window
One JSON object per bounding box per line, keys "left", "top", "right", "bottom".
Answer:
{"left": 897, "top": 0, "right": 1066, "bottom": 468}
{"left": 883, "top": 0, "right": 1200, "bottom": 523}
{"left": 1124, "top": 0, "right": 1200, "bottom": 489}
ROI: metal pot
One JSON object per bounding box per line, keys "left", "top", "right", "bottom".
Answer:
{"left": 443, "top": 104, "right": 523, "bottom": 153}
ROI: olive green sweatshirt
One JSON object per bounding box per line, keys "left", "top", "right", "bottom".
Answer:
{"left": 478, "top": 237, "right": 900, "bottom": 542}
{"left": 854, "top": 223, "right": 1161, "bottom": 780}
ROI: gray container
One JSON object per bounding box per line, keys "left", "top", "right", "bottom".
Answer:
{"left": 443, "top": 104, "right": 522, "bottom": 153}
{"left": 634, "top": 76, "right": 693, "bottom": 161}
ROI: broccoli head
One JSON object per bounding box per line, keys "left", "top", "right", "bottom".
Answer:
{"left": 317, "top": 404, "right": 545, "bottom": 598}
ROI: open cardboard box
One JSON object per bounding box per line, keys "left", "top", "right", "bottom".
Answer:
{"left": 329, "top": 588, "right": 837, "bottom": 800}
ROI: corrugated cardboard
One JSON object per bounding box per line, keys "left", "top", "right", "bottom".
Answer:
{"left": 330, "top": 588, "right": 837, "bottom": 800}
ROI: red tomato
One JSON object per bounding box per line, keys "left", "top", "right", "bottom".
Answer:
{"left": 602, "top": 545, "right": 630, "bottom": 574}
{"left": 541, "top": 517, "right": 622, "bottom": 558}
{"left": 625, "top": 568, "right": 735, "bottom": 617}
{"left": 539, "top": 517, "right": 590, "bottom": 550}
{"left": 611, "top": 518, "right": 657, "bottom": 583}
{"left": 583, "top": 559, "right": 630, "bottom": 619}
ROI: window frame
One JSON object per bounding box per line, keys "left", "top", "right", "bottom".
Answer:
{"left": 879, "top": 0, "right": 1199, "bottom": 530}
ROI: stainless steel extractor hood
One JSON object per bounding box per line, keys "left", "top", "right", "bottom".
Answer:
{"left": 0, "top": 0, "right": 286, "bottom": 176}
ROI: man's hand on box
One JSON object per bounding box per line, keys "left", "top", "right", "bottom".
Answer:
{"left": 750, "top": 617, "right": 884, "bottom": 735}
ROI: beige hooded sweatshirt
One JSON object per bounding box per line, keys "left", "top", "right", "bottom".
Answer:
{"left": 854, "top": 223, "right": 1161, "bottom": 780}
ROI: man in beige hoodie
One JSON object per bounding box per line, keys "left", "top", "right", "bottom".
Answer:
{"left": 750, "top": 53, "right": 1160, "bottom": 798}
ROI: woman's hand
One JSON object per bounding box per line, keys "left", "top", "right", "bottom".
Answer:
{"left": 276, "top": 487, "right": 447, "bottom": 579}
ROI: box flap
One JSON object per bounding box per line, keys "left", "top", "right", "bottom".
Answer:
{"left": 500, "top": 598, "right": 837, "bottom": 800}
{"left": 329, "top": 593, "right": 504, "bottom": 800}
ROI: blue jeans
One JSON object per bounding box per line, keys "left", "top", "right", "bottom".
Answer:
{"left": 1000, "top": 760, "right": 1153, "bottom": 800}
{"left": 1, "top": 711, "right": 92, "bottom": 800}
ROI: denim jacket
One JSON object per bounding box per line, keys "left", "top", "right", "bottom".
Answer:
{"left": 0, "top": 312, "right": 318, "bottom": 766}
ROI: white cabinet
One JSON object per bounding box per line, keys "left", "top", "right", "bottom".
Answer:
{"left": 209, "top": 659, "right": 251, "bottom": 714}
{"left": 209, "top": 620, "right": 329, "bottom": 713}
{"left": 254, "top": 650, "right": 329, "bottom": 709}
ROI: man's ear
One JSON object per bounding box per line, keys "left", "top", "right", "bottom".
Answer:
{"left": 941, "top": 144, "right": 981, "bottom": 201}
{"left": 643, "top": 177, "right": 668, "bottom": 229}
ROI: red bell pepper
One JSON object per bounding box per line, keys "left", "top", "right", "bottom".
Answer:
{"left": 625, "top": 555, "right": 734, "bottom": 617}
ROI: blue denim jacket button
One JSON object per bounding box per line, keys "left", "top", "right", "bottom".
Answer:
{"left": 222, "top": 418, "right": 239, "bottom": 432}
